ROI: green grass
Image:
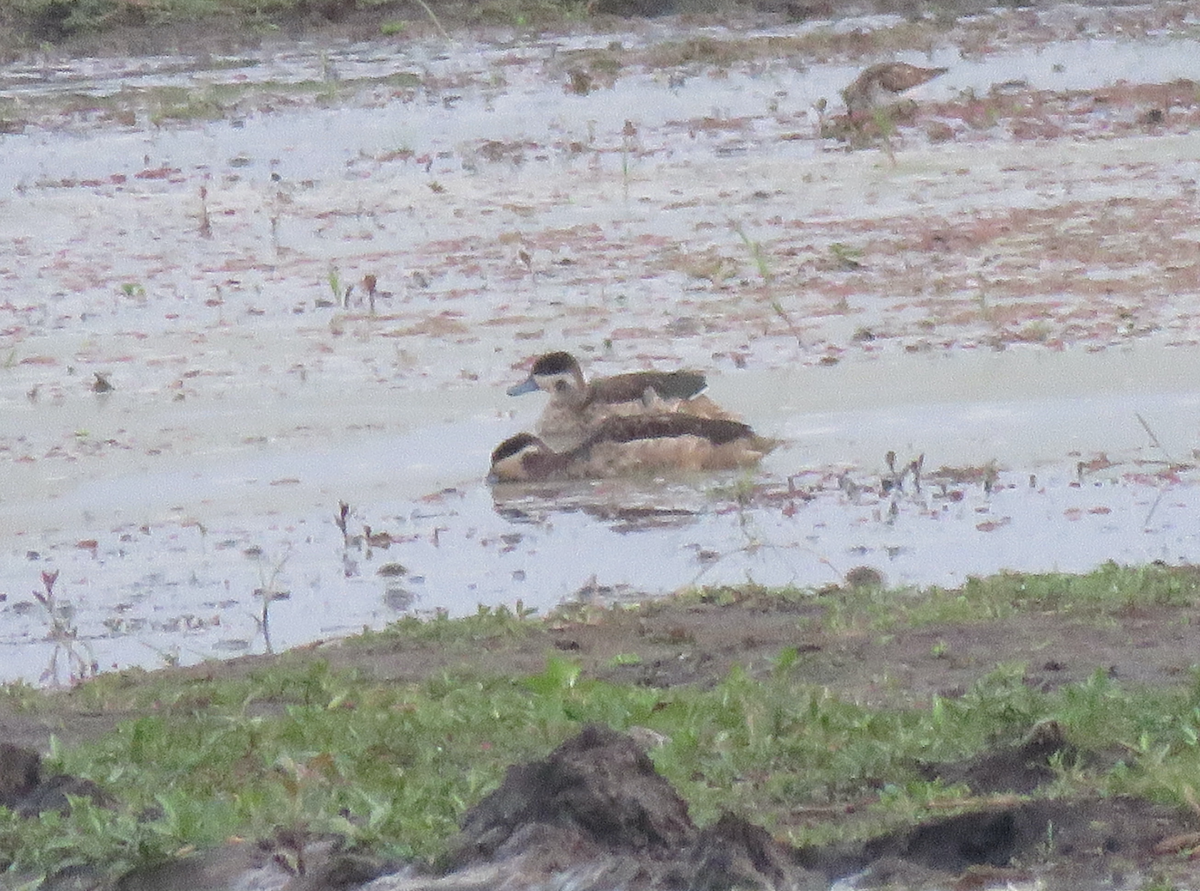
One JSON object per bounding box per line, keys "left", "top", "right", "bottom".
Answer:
{"left": 695, "top": 561, "right": 1200, "bottom": 632}
{"left": 1, "top": 0, "right": 962, "bottom": 54}
{"left": 371, "top": 602, "right": 540, "bottom": 646}
{"left": 6, "top": 70, "right": 424, "bottom": 129}
{"left": 0, "top": 0, "right": 591, "bottom": 46}
{"left": 909, "top": 562, "right": 1200, "bottom": 624}
{"left": 11, "top": 659, "right": 1200, "bottom": 878}
{"left": 4, "top": 565, "right": 1200, "bottom": 885}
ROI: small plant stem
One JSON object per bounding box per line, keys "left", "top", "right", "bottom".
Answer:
{"left": 412, "top": 0, "right": 452, "bottom": 42}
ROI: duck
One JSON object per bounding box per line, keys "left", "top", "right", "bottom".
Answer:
{"left": 488, "top": 413, "right": 776, "bottom": 482}
{"left": 506, "top": 351, "right": 735, "bottom": 449}
{"left": 842, "top": 62, "right": 948, "bottom": 116}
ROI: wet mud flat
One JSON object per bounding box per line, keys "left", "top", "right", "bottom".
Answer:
{"left": 1, "top": 0, "right": 1200, "bottom": 683}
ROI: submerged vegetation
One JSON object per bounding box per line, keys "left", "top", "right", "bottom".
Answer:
{"left": 3, "top": 564, "right": 1200, "bottom": 885}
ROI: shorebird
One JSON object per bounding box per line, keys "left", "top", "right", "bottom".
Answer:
{"left": 842, "top": 62, "right": 948, "bottom": 115}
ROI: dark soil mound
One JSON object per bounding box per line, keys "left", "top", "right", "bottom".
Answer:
{"left": 917, "top": 719, "right": 1083, "bottom": 794}
{"left": 446, "top": 723, "right": 695, "bottom": 865}
{"left": 0, "top": 742, "right": 112, "bottom": 817}
{"left": 439, "top": 723, "right": 822, "bottom": 890}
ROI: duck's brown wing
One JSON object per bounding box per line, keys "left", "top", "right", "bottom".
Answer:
{"left": 585, "top": 413, "right": 756, "bottom": 447}
{"left": 588, "top": 370, "right": 707, "bottom": 405}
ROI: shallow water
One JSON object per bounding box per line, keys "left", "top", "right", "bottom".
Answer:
{"left": 4, "top": 346, "right": 1199, "bottom": 685}
{"left": 3, "top": 4, "right": 1200, "bottom": 684}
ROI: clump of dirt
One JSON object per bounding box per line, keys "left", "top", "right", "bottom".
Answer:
{"left": 916, "top": 718, "right": 1082, "bottom": 795}
{"left": 0, "top": 742, "right": 111, "bottom": 817}
{"left": 802, "top": 720, "right": 1190, "bottom": 888}
{"left": 446, "top": 723, "right": 695, "bottom": 867}
{"left": 432, "top": 723, "right": 826, "bottom": 890}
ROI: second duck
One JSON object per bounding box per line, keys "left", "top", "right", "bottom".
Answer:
{"left": 489, "top": 413, "right": 776, "bottom": 482}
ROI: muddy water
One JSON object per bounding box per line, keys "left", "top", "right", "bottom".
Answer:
{"left": 3, "top": 5, "right": 1200, "bottom": 684}
{"left": 4, "top": 345, "right": 1198, "bottom": 686}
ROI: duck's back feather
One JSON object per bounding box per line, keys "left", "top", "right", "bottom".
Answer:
{"left": 581, "top": 414, "right": 755, "bottom": 448}
{"left": 489, "top": 414, "right": 776, "bottom": 482}
{"left": 586, "top": 370, "right": 707, "bottom": 406}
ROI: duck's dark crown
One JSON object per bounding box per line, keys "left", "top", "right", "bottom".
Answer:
{"left": 531, "top": 351, "right": 578, "bottom": 376}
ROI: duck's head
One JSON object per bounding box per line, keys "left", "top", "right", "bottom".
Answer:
{"left": 488, "top": 432, "right": 562, "bottom": 483}
{"left": 507, "top": 351, "right": 588, "bottom": 401}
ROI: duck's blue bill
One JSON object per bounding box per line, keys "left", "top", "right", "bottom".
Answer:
{"left": 507, "top": 377, "right": 539, "bottom": 396}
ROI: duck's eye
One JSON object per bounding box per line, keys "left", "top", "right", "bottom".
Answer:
{"left": 553, "top": 379, "right": 570, "bottom": 392}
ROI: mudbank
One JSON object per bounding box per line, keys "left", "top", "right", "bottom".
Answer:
{"left": 84, "top": 723, "right": 1192, "bottom": 891}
